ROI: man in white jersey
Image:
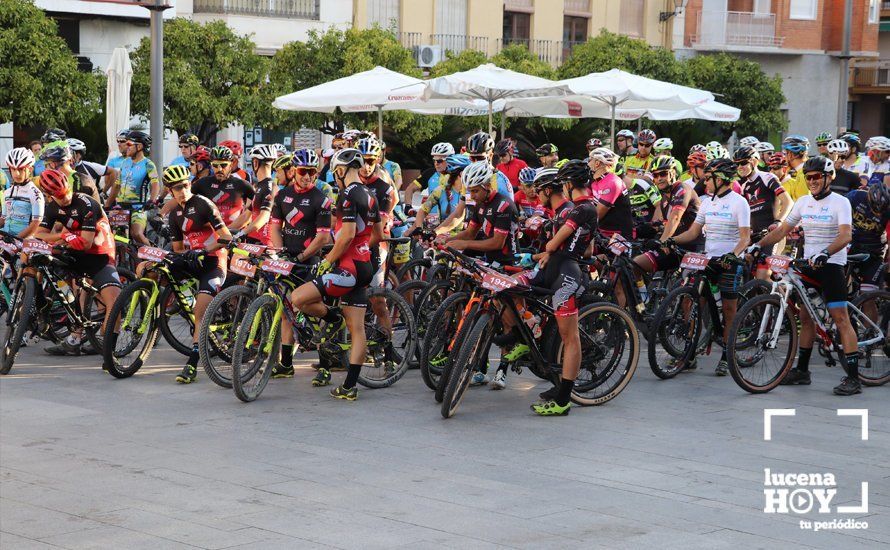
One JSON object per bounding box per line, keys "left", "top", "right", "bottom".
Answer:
{"left": 748, "top": 156, "right": 861, "bottom": 396}
{"left": 668, "top": 159, "right": 751, "bottom": 376}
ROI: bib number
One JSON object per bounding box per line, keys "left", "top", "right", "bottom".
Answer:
{"left": 765, "top": 255, "right": 792, "bottom": 274}
{"left": 230, "top": 256, "right": 257, "bottom": 277}
{"left": 137, "top": 246, "right": 169, "bottom": 262}
{"left": 680, "top": 252, "right": 709, "bottom": 271}
{"left": 22, "top": 239, "right": 52, "bottom": 255}
{"left": 260, "top": 259, "right": 295, "bottom": 276}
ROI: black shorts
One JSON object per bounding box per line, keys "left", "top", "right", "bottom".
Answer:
{"left": 850, "top": 247, "right": 887, "bottom": 290}
{"left": 642, "top": 243, "right": 703, "bottom": 272}
{"left": 530, "top": 255, "right": 583, "bottom": 317}
{"left": 172, "top": 255, "right": 225, "bottom": 296}
{"left": 66, "top": 252, "right": 122, "bottom": 291}
{"left": 705, "top": 261, "right": 743, "bottom": 300}
{"left": 312, "top": 259, "right": 373, "bottom": 308}
{"left": 797, "top": 264, "right": 847, "bottom": 308}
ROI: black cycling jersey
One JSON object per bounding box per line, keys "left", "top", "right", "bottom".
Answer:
{"left": 247, "top": 177, "right": 275, "bottom": 245}
{"left": 363, "top": 172, "right": 397, "bottom": 233}
{"left": 168, "top": 194, "right": 227, "bottom": 259}
{"left": 559, "top": 197, "right": 598, "bottom": 260}
{"left": 192, "top": 175, "right": 254, "bottom": 227}
{"left": 831, "top": 168, "right": 860, "bottom": 196}
{"left": 660, "top": 181, "right": 701, "bottom": 236}
{"left": 467, "top": 191, "right": 518, "bottom": 265}
{"left": 739, "top": 170, "right": 786, "bottom": 234}
{"left": 271, "top": 185, "right": 333, "bottom": 255}
{"left": 41, "top": 193, "right": 115, "bottom": 257}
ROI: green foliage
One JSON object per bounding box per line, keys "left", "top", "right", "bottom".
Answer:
{"left": 130, "top": 18, "right": 269, "bottom": 143}
{"left": 265, "top": 26, "right": 441, "bottom": 148}
{"left": 0, "top": 0, "right": 103, "bottom": 127}
{"left": 559, "top": 30, "right": 686, "bottom": 83}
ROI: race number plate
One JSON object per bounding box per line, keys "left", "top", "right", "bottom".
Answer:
{"left": 260, "top": 259, "right": 294, "bottom": 276}
{"left": 0, "top": 240, "right": 19, "bottom": 254}
{"left": 108, "top": 210, "right": 131, "bottom": 228}
{"left": 238, "top": 242, "right": 267, "bottom": 256}
{"left": 679, "top": 252, "right": 709, "bottom": 271}
{"left": 765, "top": 255, "right": 792, "bottom": 274}
{"left": 608, "top": 234, "right": 631, "bottom": 256}
{"left": 525, "top": 216, "right": 545, "bottom": 231}
{"left": 137, "top": 246, "right": 169, "bottom": 262}
{"left": 22, "top": 239, "right": 52, "bottom": 255}
{"left": 480, "top": 269, "right": 519, "bottom": 292}
{"left": 426, "top": 214, "right": 440, "bottom": 227}
{"left": 230, "top": 256, "right": 257, "bottom": 277}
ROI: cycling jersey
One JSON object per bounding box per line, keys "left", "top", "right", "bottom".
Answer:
{"left": 847, "top": 154, "right": 871, "bottom": 176}
{"left": 40, "top": 193, "right": 115, "bottom": 257}
{"left": 421, "top": 185, "right": 461, "bottom": 218}
{"left": 116, "top": 157, "right": 159, "bottom": 204}
{"left": 382, "top": 159, "right": 401, "bottom": 183}
{"left": 513, "top": 189, "right": 543, "bottom": 217}
{"left": 363, "top": 169, "right": 397, "bottom": 230}
{"left": 846, "top": 188, "right": 890, "bottom": 249}
{"left": 660, "top": 181, "right": 701, "bottom": 237}
{"left": 192, "top": 175, "right": 255, "bottom": 227}
{"left": 557, "top": 197, "right": 598, "bottom": 260}
{"left": 624, "top": 154, "right": 654, "bottom": 173}
{"left": 413, "top": 168, "right": 446, "bottom": 193}
{"left": 785, "top": 192, "right": 852, "bottom": 265}
{"left": 107, "top": 154, "right": 126, "bottom": 171}
{"left": 831, "top": 168, "right": 861, "bottom": 195}
{"left": 75, "top": 161, "right": 108, "bottom": 183}
{"left": 467, "top": 191, "right": 518, "bottom": 265}
{"left": 494, "top": 170, "right": 515, "bottom": 200}
{"left": 783, "top": 166, "right": 809, "bottom": 202}
{"left": 33, "top": 158, "right": 46, "bottom": 177}
{"left": 168, "top": 194, "right": 228, "bottom": 260}
{"left": 694, "top": 190, "right": 750, "bottom": 258}
{"left": 590, "top": 172, "right": 633, "bottom": 239}
{"left": 3, "top": 182, "right": 44, "bottom": 236}
{"left": 169, "top": 155, "right": 190, "bottom": 168}
{"left": 496, "top": 157, "right": 529, "bottom": 190}
{"left": 738, "top": 169, "right": 785, "bottom": 234}
{"left": 335, "top": 182, "right": 375, "bottom": 267}
{"left": 247, "top": 177, "right": 275, "bottom": 245}
{"left": 627, "top": 178, "right": 661, "bottom": 224}
{"left": 866, "top": 160, "right": 890, "bottom": 186}
{"left": 270, "top": 183, "right": 333, "bottom": 254}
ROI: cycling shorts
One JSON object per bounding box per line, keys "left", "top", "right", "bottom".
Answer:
{"left": 797, "top": 264, "right": 847, "bottom": 308}
{"left": 850, "top": 247, "right": 887, "bottom": 291}
{"left": 704, "top": 262, "right": 743, "bottom": 300}
{"left": 171, "top": 254, "right": 225, "bottom": 296}
{"left": 312, "top": 259, "right": 373, "bottom": 308}
{"left": 66, "top": 252, "right": 122, "bottom": 291}
{"left": 643, "top": 243, "right": 702, "bottom": 273}
{"left": 530, "top": 255, "right": 583, "bottom": 317}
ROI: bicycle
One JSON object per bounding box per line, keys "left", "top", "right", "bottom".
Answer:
{"left": 727, "top": 255, "right": 889, "bottom": 393}
{"left": 101, "top": 246, "right": 202, "bottom": 378}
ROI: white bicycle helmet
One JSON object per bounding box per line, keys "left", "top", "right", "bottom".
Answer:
{"left": 462, "top": 161, "right": 494, "bottom": 189}
{"left": 826, "top": 139, "right": 850, "bottom": 156}
{"left": 66, "top": 138, "right": 86, "bottom": 152}
{"left": 272, "top": 143, "right": 289, "bottom": 156}
{"left": 706, "top": 142, "right": 729, "bottom": 161}
{"left": 249, "top": 144, "right": 278, "bottom": 161}
{"left": 754, "top": 141, "right": 775, "bottom": 154}
{"left": 431, "top": 142, "right": 455, "bottom": 156}
{"left": 869, "top": 136, "right": 890, "bottom": 152}
{"left": 5, "top": 147, "right": 35, "bottom": 169}
{"left": 739, "top": 136, "right": 759, "bottom": 148}
{"left": 653, "top": 137, "right": 673, "bottom": 152}
{"left": 589, "top": 147, "right": 618, "bottom": 166}
{"left": 330, "top": 148, "right": 363, "bottom": 171}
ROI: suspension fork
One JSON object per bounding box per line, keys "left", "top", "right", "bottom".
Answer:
{"left": 125, "top": 278, "right": 159, "bottom": 335}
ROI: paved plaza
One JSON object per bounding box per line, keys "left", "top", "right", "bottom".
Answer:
{"left": 1, "top": 342, "right": 887, "bottom": 549}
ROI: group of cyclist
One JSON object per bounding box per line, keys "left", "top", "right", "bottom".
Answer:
{"left": 2, "top": 123, "right": 888, "bottom": 415}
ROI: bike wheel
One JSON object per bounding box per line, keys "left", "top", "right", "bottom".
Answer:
{"left": 81, "top": 289, "right": 106, "bottom": 353}
{"left": 555, "top": 302, "right": 639, "bottom": 406}
{"left": 435, "top": 302, "right": 478, "bottom": 404}
{"left": 851, "top": 290, "right": 890, "bottom": 386}
{"left": 647, "top": 286, "right": 702, "bottom": 379}
{"left": 158, "top": 283, "right": 194, "bottom": 355}
{"left": 419, "top": 291, "right": 468, "bottom": 391}
{"left": 198, "top": 284, "right": 256, "bottom": 388}
{"left": 442, "top": 312, "right": 493, "bottom": 418}
{"left": 102, "top": 280, "right": 160, "bottom": 378}
{"left": 726, "top": 294, "right": 798, "bottom": 393}
{"left": 231, "top": 294, "right": 280, "bottom": 402}
{"left": 396, "top": 258, "right": 431, "bottom": 282}
{"left": 0, "top": 277, "right": 36, "bottom": 374}
{"left": 395, "top": 279, "right": 428, "bottom": 311}
{"left": 738, "top": 278, "right": 772, "bottom": 303}
{"left": 359, "top": 288, "right": 416, "bottom": 389}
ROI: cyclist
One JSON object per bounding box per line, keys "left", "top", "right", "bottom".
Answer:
{"left": 748, "top": 156, "right": 861, "bottom": 396}
{"left": 2, "top": 148, "right": 44, "bottom": 239}
{"left": 864, "top": 136, "right": 890, "bottom": 187}
{"left": 495, "top": 138, "right": 528, "bottom": 190}
{"left": 653, "top": 137, "right": 677, "bottom": 165}
{"left": 465, "top": 132, "right": 514, "bottom": 199}
{"left": 35, "top": 169, "right": 122, "bottom": 356}
{"left": 588, "top": 148, "right": 633, "bottom": 240}
{"left": 755, "top": 142, "right": 775, "bottom": 170}
{"left": 107, "top": 129, "right": 130, "bottom": 174}
{"left": 379, "top": 141, "right": 403, "bottom": 191}
{"left": 767, "top": 152, "right": 791, "bottom": 185}
{"left": 846, "top": 183, "right": 890, "bottom": 294}
{"left": 536, "top": 143, "right": 559, "bottom": 168}
{"left": 734, "top": 146, "right": 791, "bottom": 279}
{"left": 824, "top": 139, "right": 862, "bottom": 194}
{"left": 171, "top": 133, "right": 200, "bottom": 168}
{"left": 68, "top": 139, "right": 119, "bottom": 196}
{"left": 585, "top": 138, "right": 602, "bottom": 155}
{"left": 290, "top": 148, "right": 380, "bottom": 401}
{"left": 623, "top": 161, "right": 662, "bottom": 238}
{"left": 615, "top": 129, "right": 637, "bottom": 160}
{"left": 685, "top": 150, "right": 709, "bottom": 198}
{"left": 106, "top": 130, "right": 159, "bottom": 246}
{"left": 232, "top": 144, "right": 278, "bottom": 246}
{"left": 267, "top": 150, "right": 334, "bottom": 380}
{"left": 705, "top": 141, "right": 729, "bottom": 162}
{"left": 33, "top": 128, "right": 67, "bottom": 177}
{"left": 405, "top": 154, "right": 470, "bottom": 236}
{"left": 625, "top": 129, "right": 656, "bottom": 173}
{"left": 514, "top": 166, "right": 544, "bottom": 218}
{"left": 837, "top": 132, "right": 869, "bottom": 177}
{"left": 815, "top": 131, "right": 833, "bottom": 156}
{"left": 668, "top": 158, "right": 751, "bottom": 376}
{"left": 39, "top": 141, "right": 101, "bottom": 203}
{"left": 781, "top": 134, "right": 811, "bottom": 201}
{"left": 191, "top": 146, "right": 255, "bottom": 231}
{"left": 162, "top": 165, "right": 233, "bottom": 384}
{"left": 404, "top": 142, "right": 453, "bottom": 208}
{"left": 218, "top": 140, "right": 252, "bottom": 183}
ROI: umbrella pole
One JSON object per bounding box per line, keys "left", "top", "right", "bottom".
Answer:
{"left": 500, "top": 109, "right": 506, "bottom": 140}
{"left": 488, "top": 100, "right": 493, "bottom": 137}
{"left": 377, "top": 106, "right": 383, "bottom": 140}
{"left": 610, "top": 100, "right": 616, "bottom": 150}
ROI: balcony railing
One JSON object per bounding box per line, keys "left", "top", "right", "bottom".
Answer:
{"left": 850, "top": 59, "right": 890, "bottom": 89}
{"left": 495, "top": 38, "right": 586, "bottom": 68}
{"left": 430, "top": 33, "right": 490, "bottom": 55}
{"left": 399, "top": 32, "right": 422, "bottom": 50}
{"left": 192, "top": 0, "right": 319, "bottom": 19}
{"left": 692, "top": 10, "right": 784, "bottom": 49}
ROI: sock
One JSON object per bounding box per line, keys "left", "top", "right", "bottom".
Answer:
{"left": 343, "top": 363, "right": 362, "bottom": 389}
{"left": 844, "top": 351, "right": 859, "bottom": 380}
{"left": 555, "top": 378, "right": 574, "bottom": 407}
{"left": 186, "top": 344, "right": 200, "bottom": 368}
{"left": 322, "top": 306, "right": 342, "bottom": 324}
{"left": 280, "top": 344, "right": 293, "bottom": 368}
{"left": 797, "top": 347, "right": 812, "bottom": 372}
{"left": 720, "top": 348, "right": 727, "bottom": 362}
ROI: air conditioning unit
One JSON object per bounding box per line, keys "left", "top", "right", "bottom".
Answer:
{"left": 414, "top": 45, "right": 444, "bottom": 68}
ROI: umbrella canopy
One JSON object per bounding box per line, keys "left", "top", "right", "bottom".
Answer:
{"left": 417, "top": 63, "right": 570, "bottom": 135}
{"left": 500, "top": 95, "right": 739, "bottom": 122}
{"left": 105, "top": 47, "right": 132, "bottom": 162}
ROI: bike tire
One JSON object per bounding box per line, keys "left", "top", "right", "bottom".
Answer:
{"left": 396, "top": 258, "right": 431, "bottom": 282}
{"left": 102, "top": 280, "right": 160, "bottom": 378}
{"left": 647, "top": 285, "right": 702, "bottom": 379}
{"left": 231, "top": 294, "right": 280, "bottom": 402}
{"left": 81, "top": 289, "right": 105, "bottom": 354}
{"left": 441, "top": 312, "right": 493, "bottom": 419}
{"left": 726, "top": 293, "right": 798, "bottom": 393}
{"left": 419, "top": 290, "right": 468, "bottom": 391}
{"left": 198, "top": 284, "right": 257, "bottom": 388}
{"left": 435, "top": 302, "right": 478, "bottom": 404}
{"left": 158, "top": 283, "right": 194, "bottom": 356}
{"left": 0, "top": 276, "right": 36, "bottom": 374}
{"left": 358, "top": 288, "right": 416, "bottom": 389}
{"left": 851, "top": 290, "right": 890, "bottom": 386}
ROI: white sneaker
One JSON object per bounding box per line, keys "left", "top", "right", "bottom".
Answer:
{"left": 490, "top": 370, "right": 506, "bottom": 390}
{"left": 470, "top": 372, "right": 490, "bottom": 386}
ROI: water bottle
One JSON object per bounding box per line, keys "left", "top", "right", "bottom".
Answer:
{"left": 710, "top": 282, "right": 722, "bottom": 308}
{"left": 58, "top": 280, "right": 75, "bottom": 305}
{"left": 635, "top": 277, "right": 649, "bottom": 303}
{"left": 807, "top": 288, "right": 826, "bottom": 321}
{"left": 520, "top": 309, "right": 543, "bottom": 339}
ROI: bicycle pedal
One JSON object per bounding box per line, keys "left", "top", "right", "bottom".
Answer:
{"left": 510, "top": 364, "right": 523, "bottom": 375}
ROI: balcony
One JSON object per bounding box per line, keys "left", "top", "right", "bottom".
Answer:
{"left": 692, "top": 10, "right": 785, "bottom": 50}
{"left": 495, "top": 38, "right": 585, "bottom": 68}
{"left": 192, "top": 0, "right": 319, "bottom": 19}
{"left": 431, "top": 33, "right": 491, "bottom": 55}
{"left": 850, "top": 59, "right": 890, "bottom": 94}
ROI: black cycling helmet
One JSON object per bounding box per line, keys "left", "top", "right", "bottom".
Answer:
{"left": 649, "top": 155, "right": 677, "bottom": 175}
{"left": 532, "top": 168, "right": 560, "bottom": 191}
{"left": 536, "top": 143, "right": 558, "bottom": 156}
{"left": 555, "top": 159, "right": 591, "bottom": 186}
{"left": 210, "top": 145, "right": 234, "bottom": 161}
{"left": 867, "top": 182, "right": 890, "bottom": 212}
{"left": 466, "top": 131, "right": 494, "bottom": 155}
{"left": 839, "top": 132, "right": 862, "bottom": 153}
{"left": 41, "top": 128, "right": 66, "bottom": 143}
{"left": 494, "top": 139, "right": 513, "bottom": 156}
{"left": 732, "top": 145, "right": 759, "bottom": 163}
{"left": 127, "top": 130, "right": 151, "bottom": 151}
{"left": 706, "top": 158, "right": 737, "bottom": 180}
{"left": 179, "top": 132, "right": 199, "bottom": 147}
{"left": 802, "top": 155, "right": 835, "bottom": 176}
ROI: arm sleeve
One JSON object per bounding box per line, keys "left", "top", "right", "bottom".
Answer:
{"left": 39, "top": 203, "right": 55, "bottom": 229}
{"left": 491, "top": 199, "right": 514, "bottom": 235}
{"left": 32, "top": 187, "right": 45, "bottom": 219}
{"left": 168, "top": 212, "right": 183, "bottom": 241}
{"left": 270, "top": 192, "right": 283, "bottom": 224}
{"left": 239, "top": 179, "right": 255, "bottom": 202}
{"left": 413, "top": 168, "right": 435, "bottom": 191}
{"left": 837, "top": 196, "right": 852, "bottom": 226}
{"left": 317, "top": 196, "right": 333, "bottom": 232}
{"left": 785, "top": 199, "right": 802, "bottom": 227}
{"left": 254, "top": 181, "right": 274, "bottom": 212}
{"left": 207, "top": 202, "right": 226, "bottom": 231}
{"left": 694, "top": 205, "right": 706, "bottom": 226}
{"left": 738, "top": 198, "right": 751, "bottom": 228}
{"left": 339, "top": 185, "right": 357, "bottom": 223}
{"left": 146, "top": 160, "right": 159, "bottom": 187}
{"left": 79, "top": 198, "right": 100, "bottom": 232}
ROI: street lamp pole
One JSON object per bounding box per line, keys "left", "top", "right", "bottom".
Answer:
{"left": 837, "top": 0, "right": 852, "bottom": 134}
{"left": 146, "top": 0, "right": 171, "bottom": 169}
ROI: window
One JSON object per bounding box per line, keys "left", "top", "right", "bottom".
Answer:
{"left": 563, "top": 16, "right": 588, "bottom": 46}
{"left": 368, "top": 0, "right": 400, "bottom": 32}
{"left": 54, "top": 18, "right": 79, "bottom": 54}
{"left": 753, "top": 0, "right": 772, "bottom": 15}
{"left": 435, "top": 0, "right": 467, "bottom": 36}
{"left": 868, "top": 0, "right": 879, "bottom": 24}
{"left": 788, "top": 0, "right": 816, "bottom": 20}
{"left": 619, "top": 0, "right": 644, "bottom": 38}
{"left": 503, "top": 11, "right": 531, "bottom": 45}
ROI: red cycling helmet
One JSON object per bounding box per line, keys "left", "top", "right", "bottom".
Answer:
{"left": 686, "top": 151, "right": 708, "bottom": 168}
{"left": 40, "top": 169, "right": 69, "bottom": 198}
{"left": 218, "top": 140, "right": 243, "bottom": 157}
{"left": 191, "top": 146, "right": 211, "bottom": 163}
{"left": 767, "top": 152, "right": 788, "bottom": 168}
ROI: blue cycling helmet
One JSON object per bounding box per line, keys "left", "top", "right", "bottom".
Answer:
{"left": 518, "top": 166, "right": 537, "bottom": 184}
{"left": 782, "top": 134, "right": 810, "bottom": 154}
{"left": 444, "top": 153, "right": 471, "bottom": 175}
{"left": 292, "top": 147, "right": 319, "bottom": 167}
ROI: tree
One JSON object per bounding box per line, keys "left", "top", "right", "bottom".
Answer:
{"left": 130, "top": 18, "right": 269, "bottom": 143}
{"left": 265, "top": 26, "right": 441, "bottom": 148}
{"left": 558, "top": 30, "right": 685, "bottom": 83}
{"left": 0, "top": 0, "right": 103, "bottom": 127}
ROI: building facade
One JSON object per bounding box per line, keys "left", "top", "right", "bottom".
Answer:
{"left": 849, "top": 1, "right": 889, "bottom": 137}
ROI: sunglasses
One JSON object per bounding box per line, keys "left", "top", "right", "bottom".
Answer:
{"left": 804, "top": 174, "right": 824, "bottom": 182}
{"left": 116, "top": 139, "right": 128, "bottom": 144}
{"left": 169, "top": 183, "right": 188, "bottom": 192}
{"left": 433, "top": 158, "right": 446, "bottom": 164}
{"left": 296, "top": 167, "right": 318, "bottom": 176}
{"left": 179, "top": 144, "right": 192, "bottom": 149}
{"left": 638, "top": 142, "right": 653, "bottom": 147}
{"left": 651, "top": 170, "right": 670, "bottom": 178}
{"left": 363, "top": 157, "right": 377, "bottom": 165}
{"left": 210, "top": 161, "right": 230, "bottom": 168}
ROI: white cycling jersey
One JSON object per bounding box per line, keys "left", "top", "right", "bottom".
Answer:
{"left": 694, "top": 190, "right": 750, "bottom": 258}
{"left": 784, "top": 192, "right": 852, "bottom": 265}
{"left": 2, "top": 182, "right": 45, "bottom": 236}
